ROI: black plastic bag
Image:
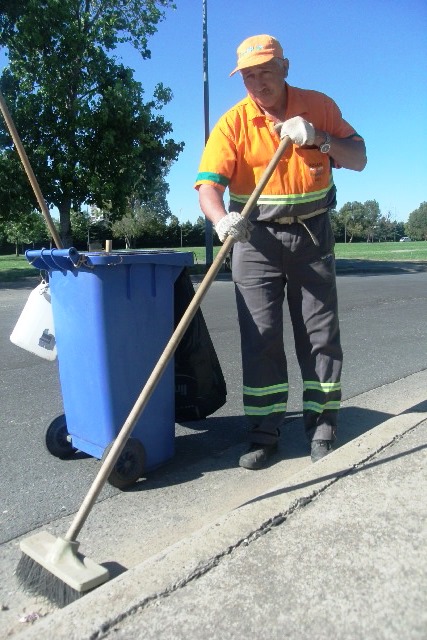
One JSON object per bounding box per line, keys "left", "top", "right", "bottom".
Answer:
{"left": 174, "top": 268, "right": 227, "bottom": 421}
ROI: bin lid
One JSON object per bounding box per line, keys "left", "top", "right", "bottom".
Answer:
{"left": 25, "top": 248, "right": 194, "bottom": 272}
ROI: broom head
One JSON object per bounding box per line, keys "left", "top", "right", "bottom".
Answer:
{"left": 16, "top": 531, "right": 109, "bottom": 607}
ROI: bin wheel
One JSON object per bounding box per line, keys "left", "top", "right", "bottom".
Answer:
{"left": 102, "top": 438, "right": 146, "bottom": 489}
{"left": 45, "top": 414, "right": 76, "bottom": 459}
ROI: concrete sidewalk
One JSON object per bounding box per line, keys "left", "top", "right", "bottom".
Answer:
{"left": 15, "top": 405, "right": 427, "bottom": 639}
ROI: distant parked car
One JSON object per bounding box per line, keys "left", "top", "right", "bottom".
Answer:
{"left": 399, "top": 237, "right": 412, "bottom": 242}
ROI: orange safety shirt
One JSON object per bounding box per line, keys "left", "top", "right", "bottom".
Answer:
{"left": 195, "top": 83, "right": 362, "bottom": 220}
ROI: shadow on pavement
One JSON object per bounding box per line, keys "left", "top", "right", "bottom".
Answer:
{"left": 336, "top": 259, "right": 427, "bottom": 276}
{"left": 0, "top": 275, "right": 39, "bottom": 289}
{"left": 244, "top": 442, "right": 427, "bottom": 508}
{"left": 102, "top": 560, "right": 128, "bottom": 580}
{"left": 121, "top": 405, "right": 394, "bottom": 493}
{"left": 402, "top": 398, "right": 427, "bottom": 413}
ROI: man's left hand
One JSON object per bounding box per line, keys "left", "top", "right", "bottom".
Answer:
{"left": 275, "top": 116, "right": 315, "bottom": 146}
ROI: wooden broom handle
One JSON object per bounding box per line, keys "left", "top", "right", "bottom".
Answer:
{"left": 65, "top": 135, "right": 291, "bottom": 542}
{"left": 0, "top": 89, "right": 63, "bottom": 249}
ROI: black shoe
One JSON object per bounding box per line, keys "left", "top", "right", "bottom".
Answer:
{"left": 311, "top": 440, "right": 334, "bottom": 463}
{"left": 239, "top": 443, "right": 278, "bottom": 470}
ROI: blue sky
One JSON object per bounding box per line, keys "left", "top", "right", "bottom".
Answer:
{"left": 1, "top": 0, "right": 426, "bottom": 224}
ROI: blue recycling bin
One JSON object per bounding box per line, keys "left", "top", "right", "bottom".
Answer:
{"left": 25, "top": 247, "right": 193, "bottom": 483}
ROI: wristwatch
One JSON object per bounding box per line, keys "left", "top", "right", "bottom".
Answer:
{"left": 319, "top": 132, "right": 331, "bottom": 154}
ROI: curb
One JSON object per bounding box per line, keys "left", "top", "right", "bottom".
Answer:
{"left": 15, "top": 409, "right": 427, "bottom": 640}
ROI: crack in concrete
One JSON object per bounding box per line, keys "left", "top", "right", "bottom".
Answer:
{"left": 89, "top": 426, "right": 419, "bottom": 640}
{"left": 91, "top": 490, "right": 340, "bottom": 639}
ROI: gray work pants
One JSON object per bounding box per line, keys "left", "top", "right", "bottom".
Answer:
{"left": 232, "top": 212, "right": 343, "bottom": 446}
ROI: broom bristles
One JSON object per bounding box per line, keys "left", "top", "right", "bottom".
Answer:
{"left": 16, "top": 553, "right": 86, "bottom": 608}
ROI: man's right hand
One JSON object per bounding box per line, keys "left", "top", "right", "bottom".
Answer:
{"left": 214, "top": 212, "right": 253, "bottom": 243}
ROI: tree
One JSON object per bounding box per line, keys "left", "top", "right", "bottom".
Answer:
{"left": 111, "top": 209, "right": 141, "bottom": 249}
{"left": 0, "top": 148, "right": 38, "bottom": 223}
{"left": 395, "top": 221, "right": 406, "bottom": 240}
{"left": 111, "top": 175, "right": 172, "bottom": 247}
{"left": 406, "top": 202, "right": 427, "bottom": 240}
{"left": 374, "top": 211, "right": 404, "bottom": 242}
{"left": 190, "top": 216, "right": 208, "bottom": 245}
{"left": 332, "top": 200, "right": 388, "bottom": 243}
{"left": 0, "top": 0, "right": 181, "bottom": 247}
{"left": 69, "top": 209, "right": 91, "bottom": 245}
{"left": 362, "top": 200, "right": 381, "bottom": 242}
{"left": 3, "top": 209, "right": 50, "bottom": 255}
{"left": 166, "top": 214, "right": 182, "bottom": 246}
{"left": 337, "top": 201, "right": 366, "bottom": 242}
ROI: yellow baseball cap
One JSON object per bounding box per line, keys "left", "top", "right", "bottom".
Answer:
{"left": 230, "top": 34, "right": 284, "bottom": 76}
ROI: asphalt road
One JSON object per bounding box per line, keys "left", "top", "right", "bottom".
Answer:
{"left": 1, "top": 270, "right": 427, "bottom": 546}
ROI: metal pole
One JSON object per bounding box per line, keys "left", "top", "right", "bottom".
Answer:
{"left": 202, "top": 0, "right": 213, "bottom": 267}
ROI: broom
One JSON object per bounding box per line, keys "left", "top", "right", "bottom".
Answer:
{"left": 2, "top": 87, "right": 291, "bottom": 606}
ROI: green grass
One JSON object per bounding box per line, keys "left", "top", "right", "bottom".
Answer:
{"left": 173, "top": 246, "right": 220, "bottom": 264}
{"left": 0, "top": 255, "right": 40, "bottom": 282}
{"left": 1, "top": 241, "right": 426, "bottom": 283}
{"left": 178, "top": 242, "right": 427, "bottom": 263}
{"left": 334, "top": 241, "right": 427, "bottom": 261}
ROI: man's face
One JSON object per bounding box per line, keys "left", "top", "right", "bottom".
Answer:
{"left": 241, "top": 59, "right": 288, "bottom": 112}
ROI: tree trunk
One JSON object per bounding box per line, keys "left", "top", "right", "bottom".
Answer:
{"left": 58, "top": 197, "right": 73, "bottom": 248}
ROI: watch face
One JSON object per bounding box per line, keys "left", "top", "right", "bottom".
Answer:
{"left": 320, "top": 143, "right": 331, "bottom": 153}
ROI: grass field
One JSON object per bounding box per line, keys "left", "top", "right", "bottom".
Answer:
{"left": 1, "top": 241, "right": 426, "bottom": 282}
{"left": 180, "top": 241, "right": 427, "bottom": 264}
{"left": 333, "top": 241, "right": 427, "bottom": 261}
{"left": 0, "top": 255, "right": 39, "bottom": 282}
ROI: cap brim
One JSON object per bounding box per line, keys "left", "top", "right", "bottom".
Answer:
{"left": 229, "top": 52, "right": 278, "bottom": 77}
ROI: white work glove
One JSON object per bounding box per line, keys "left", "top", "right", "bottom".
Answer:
{"left": 214, "top": 212, "right": 253, "bottom": 243}
{"left": 275, "top": 116, "right": 315, "bottom": 146}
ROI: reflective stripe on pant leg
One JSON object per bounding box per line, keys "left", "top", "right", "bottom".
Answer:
{"left": 303, "top": 380, "right": 341, "bottom": 441}
{"left": 233, "top": 225, "right": 288, "bottom": 445}
{"left": 243, "top": 382, "right": 288, "bottom": 445}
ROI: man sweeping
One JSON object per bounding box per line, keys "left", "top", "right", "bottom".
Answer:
{"left": 195, "top": 34, "right": 367, "bottom": 470}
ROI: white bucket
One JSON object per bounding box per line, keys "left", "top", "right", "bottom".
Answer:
{"left": 10, "top": 282, "right": 57, "bottom": 361}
